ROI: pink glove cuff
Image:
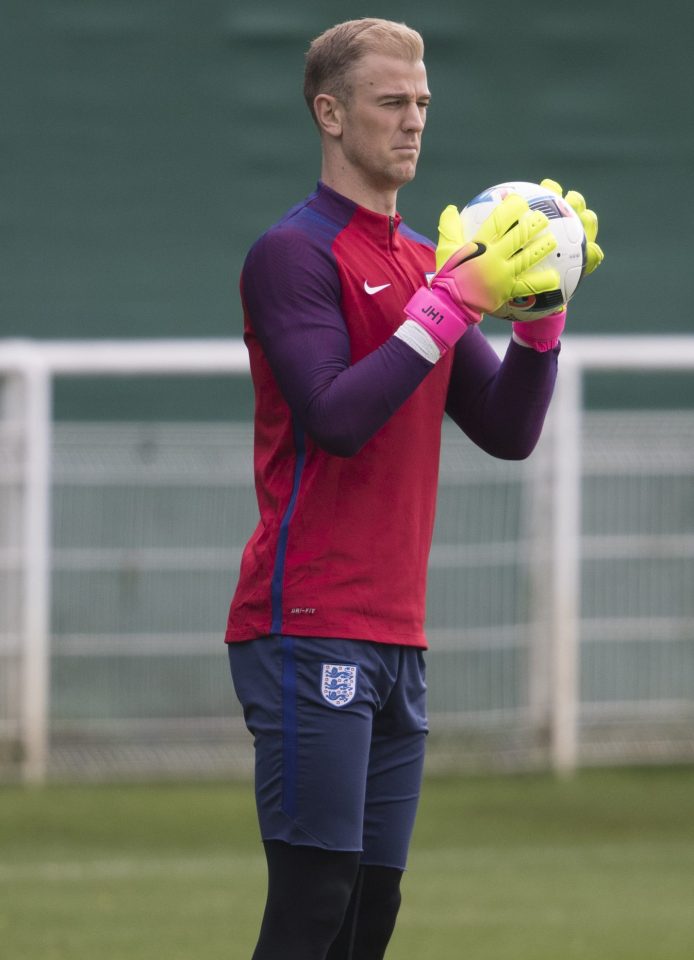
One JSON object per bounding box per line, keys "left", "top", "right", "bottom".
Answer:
{"left": 403, "top": 285, "right": 480, "bottom": 354}
{"left": 512, "top": 309, "right": 566, "bottom": 353}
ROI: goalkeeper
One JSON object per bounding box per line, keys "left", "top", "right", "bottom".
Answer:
{"left": 225, "top": 16, "right": 603, "bottom": 960}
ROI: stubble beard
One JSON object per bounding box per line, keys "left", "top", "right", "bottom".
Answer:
{"left": 369, "top": 153, "right": 419, "bottom": 193}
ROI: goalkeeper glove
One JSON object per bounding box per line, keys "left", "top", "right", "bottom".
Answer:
{"left": 512, "top": 307, "right": 566, "bottom": 353}
{"left": 539, "top": 178, "right": 604, "bottom": 275}
{"left": 404, "top": 194, "right": 560, "bottom": 355}
{"left": 512, "top": 178, "right": 604, "bottom": 353}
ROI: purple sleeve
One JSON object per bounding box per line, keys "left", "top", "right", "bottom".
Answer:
{"left": 242, "top": 229, "right": 434, "bottom": 457}
{"left": 445, "top": 327, "right": 559, "bottom": 459}
{"left": 243, "top": 228, "right": 558, "bottom": 460}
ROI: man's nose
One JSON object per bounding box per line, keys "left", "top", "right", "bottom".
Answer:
{"left": 403, "top": 101, "right": 425, "bottom": 131}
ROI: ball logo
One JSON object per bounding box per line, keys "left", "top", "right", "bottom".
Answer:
{"left": 320, "top": 663, "right": 358, "bottom": 707}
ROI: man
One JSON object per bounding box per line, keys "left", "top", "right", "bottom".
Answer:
{"left": 226, "top": 17, "right": 602, "bottom": 960}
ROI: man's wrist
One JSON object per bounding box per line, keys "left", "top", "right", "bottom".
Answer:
{"left": 394, "top": 319, "right": 442, "bottom": 363}
{"left": 512, "top": 308, "right": 566, "bottom": 353}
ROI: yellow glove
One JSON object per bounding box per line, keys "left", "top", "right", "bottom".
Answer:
{"left": 540, "top": 178, "right": 604, "bottom": 275}
{"left": 436, "top": 204, "right": 470, "bottom": 270}
{"left": 433, "top": 194, "right": 561, "bottom": 316}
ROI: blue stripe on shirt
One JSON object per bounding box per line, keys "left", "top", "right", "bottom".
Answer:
{"left": 270, "top": 419, "right": 306, "bottom": 634}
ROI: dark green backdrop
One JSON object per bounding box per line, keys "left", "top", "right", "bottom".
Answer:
{"left": 2, "top": 0, "right": 693, "bottom": 413}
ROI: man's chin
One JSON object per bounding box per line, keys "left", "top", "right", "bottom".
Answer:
{"left": 388, "top": 160, "right": 418, "bottom": 187}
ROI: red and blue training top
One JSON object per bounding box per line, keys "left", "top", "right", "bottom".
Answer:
{"left": 226, "top": 182, "right": 558, "bottom": 648}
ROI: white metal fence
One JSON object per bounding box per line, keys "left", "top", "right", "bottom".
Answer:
{"left": 1, "top": 337, "right": 693, "bottom": 782}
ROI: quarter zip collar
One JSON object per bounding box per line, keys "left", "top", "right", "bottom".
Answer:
{"left": 314, "top": 181, "right": 402, "bottom": 251}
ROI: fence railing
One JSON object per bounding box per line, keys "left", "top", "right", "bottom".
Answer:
{"left": 1, "top": 336, "right": 693, "bottom": 782}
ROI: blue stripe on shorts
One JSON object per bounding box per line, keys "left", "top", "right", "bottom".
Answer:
{"left": 281, "top": 634, "right": 298, "bottom": 818}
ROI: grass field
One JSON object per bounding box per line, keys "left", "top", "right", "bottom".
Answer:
{"left": 2, "top": 767, "right": 694, "bottom": 959}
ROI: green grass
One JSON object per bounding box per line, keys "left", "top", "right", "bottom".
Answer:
{"left": 1, "top": 768, "right": 694, "bottom": 959}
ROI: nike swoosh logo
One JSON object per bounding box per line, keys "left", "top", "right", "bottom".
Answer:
{"left": 453, "top": 242, "right": 486, "bottom": 268}
{"left": 363, "top": 281, "right": 391, "bottom": 295}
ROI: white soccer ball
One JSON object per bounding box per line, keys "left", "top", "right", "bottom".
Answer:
{"left": 460, "top": 181, "right": 587, "bottom": 322}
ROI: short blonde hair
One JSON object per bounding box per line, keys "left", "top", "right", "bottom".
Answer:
{"left": 304, "top": 18, "right": 424, "bottom": 126}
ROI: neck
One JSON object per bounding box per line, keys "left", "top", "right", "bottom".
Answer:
{"left": 320, "top": 162, "right": 398, "bottom": 218}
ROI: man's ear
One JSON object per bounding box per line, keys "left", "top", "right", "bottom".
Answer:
{"left": 313, "top": 94, "right": 344, "bottom": 138}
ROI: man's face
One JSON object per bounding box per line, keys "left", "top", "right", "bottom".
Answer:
{"left": 337, "top": 53, "right": 430, "bottom": 192}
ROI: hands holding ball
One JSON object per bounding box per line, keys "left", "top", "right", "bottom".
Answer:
{"left": 450, "top": 179, "right": 603, "bottom": 319}
{"left": 404, "top": 178, "right": 603, "bottom": 356}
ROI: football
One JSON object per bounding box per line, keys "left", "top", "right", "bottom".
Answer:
{"left": 460, "top": 181, "right": 587, "bottom": 321}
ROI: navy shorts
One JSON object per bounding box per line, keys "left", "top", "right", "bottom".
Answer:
{"left": 228, "top": 636, "right": 428, "bottom": 870}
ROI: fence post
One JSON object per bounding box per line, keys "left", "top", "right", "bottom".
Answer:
{"left": 20, "top": 358, "right": 52, "bottom": 783}
{"left": 524, "top": 425, "right": 554, "bottom": 753}
{"left": 548, "top": 358, "right": 583, "bottom": 775}
{"left": 0, "top": 373, "right": 24, "bottom": 755}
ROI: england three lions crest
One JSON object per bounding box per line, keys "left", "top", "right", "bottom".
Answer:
{"left": 320, "top": 663, "right": 358, "bottom": 708}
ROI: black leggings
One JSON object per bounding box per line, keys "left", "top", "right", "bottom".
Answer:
{"left": 251, "top": 840, "right": 404, "bottom": 960}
